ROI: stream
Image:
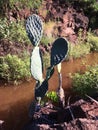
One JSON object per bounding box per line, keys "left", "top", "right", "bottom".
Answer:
{"left": 0, "top": 52, "right": 98, "bottom": 130}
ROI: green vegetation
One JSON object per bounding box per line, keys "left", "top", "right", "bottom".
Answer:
{"left": 43, "top": 53, "right": 50, "bottom": 69}
{"left": 46, "top": 91, "right": 59, "bottom": 102}
{"left": 87, "top": 32, "right": 98, "bottom": 52}
{"left": 0, "top": 54, "right": 31, "bottom": 84}
{"left": 0, "top": 18, "right": 30, "bottom": 44}
{"left": 36, "top": 91, "right": 59, "bottom": 107}
{"left": 72, "top": 65, "right": 98, "bottom": 95}
{"left": 68, "top": 42, "right": 90, "bottom": 59}
{"left": 0, "top": 0, "right": 43, "bottom": 16}
{"left": 41, "top": 35, "right": 55, "bottom": 46}
{"left": 41, "top": 21, "right": 56, "bottom": 45}
{"left": 9, "top": 0, "right": 43, "bottom": 9}
{"left": 0, "top": 15, "right": 97, "bottom": 83}
{"left": 0, "top": 0, "right": 98, "bottom": 84}
{"left": 67, "top": 31, "right": 98, "bottom": 59}
{"left": 81, "top": 0, "right": 98, "bottom": 11}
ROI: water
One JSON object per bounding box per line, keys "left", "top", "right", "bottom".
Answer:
{"left": 0, "top": 52, "right": 98, "bottom": 130}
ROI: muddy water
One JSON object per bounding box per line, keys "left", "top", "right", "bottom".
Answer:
{"left": 0, "top": 52, "right": 98, "bottom": 130}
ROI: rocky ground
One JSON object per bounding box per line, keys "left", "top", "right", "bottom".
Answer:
{"left": 0, "top": 39, "right": 53, "bottom": 57}
{"left": 23, "top": 94, "right": 98, "bottom": 130}
{"left": 6, "top": 0, "right": 90, "bottom": 44}
{"left": 0, "top": 39, "right": 33, "bottom": 57}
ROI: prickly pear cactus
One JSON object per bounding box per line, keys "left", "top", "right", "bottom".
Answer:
{"left": 26, "top": 14, "right": 43, "bottom": 46}
{"left": 26, "top": 14, "right": 68, "bottom": 113}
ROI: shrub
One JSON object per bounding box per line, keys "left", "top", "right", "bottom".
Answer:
{"left": 42, "top": 53, "right": 50, "bottom": 69}
{"left": 41, "top": 35, "right": 54, "bottom": 46}
{"left": 72, "top": 65, "right": 98, "bottom": 95}
{"left": 68, "top": 42, "right": 90, "bottom": 59}
{"left": 0, "top": 54, "right": 31, "bottom": 84}
{"left": 67, "top": 30, "right": 98, "bottom": 60}
{"left": 87, "top": 32, "right": 98, "bottom": 52}
{"left": 41, "top": 21, "right": 56, "bottom": 45}
{"left": 9, "top": 21, "right": 30, "bottom": 44}
{"left": 46, "top": 91, "right": 59, "bottom": 102}
{"left": 0, "top": 18, "right": 30, "bottom": 44}
{"left": 0, "top": 0, "right": 43, "bottom": 15}
{"left": 0, "top": 18, "right": 9, "bottom": 39}
{"left": 9, "top": 0, "right": 43, "bottom": 9}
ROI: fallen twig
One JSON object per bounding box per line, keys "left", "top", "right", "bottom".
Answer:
{"left": 85, "top": 94, "right": 98, "bottom": 105}
{"left": 67, "top": 96, "right": 75, "bottom": 120}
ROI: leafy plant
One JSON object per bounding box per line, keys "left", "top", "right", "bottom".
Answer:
{"left": 0, "top": 54, "right": 31, "bottom": 84}
{"left": 41, "top": 21, "right": 56, "bottom": 45}
{"left": 67, "top": 30, "right": 98, "bottom": 60}
{"left": 87, "top": 32, "right": 98, "bottom": 52}
{"left": 0, "top": 18, "right": 30, "bottom": 44}
{"left": 41, "top": 35, "right": 54, "bottom": 46}
{"left": 10, "top": 0, "right": 43, "bottom": 9}
{"left": 0, "top": 18, "right": 10, "bottom": 39}
{"left": 81, "top": 0, "right": 98, "bottom": 11}
{"left": 72, "top": 65, "right": 98, "bottom": 95}
{"left": 68, "top": 42, "right": 90, "bottom": 59}
{"left": 0, "top": 0, "right": 43, "bottom": 15}
{"left": 42, "top": 53, "right": 50, "bottom": 69}
{"left": 9, "top": 20, "right": 30, "bottom": 44}
{"left": 46, "top": 91, "right": 59, "bottom": 102}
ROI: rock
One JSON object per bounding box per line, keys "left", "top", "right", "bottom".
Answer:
{"left": 0, "top": 120, "right": 4, "bottom": 130}
{"left": 45, "top": 0, "right": 89, "bottom": 43}
{"left": 0, "top": 39, "right": 32, "bottom": 56}
{"left": 23, "top": 96, "right": 98, "bottom": 130}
